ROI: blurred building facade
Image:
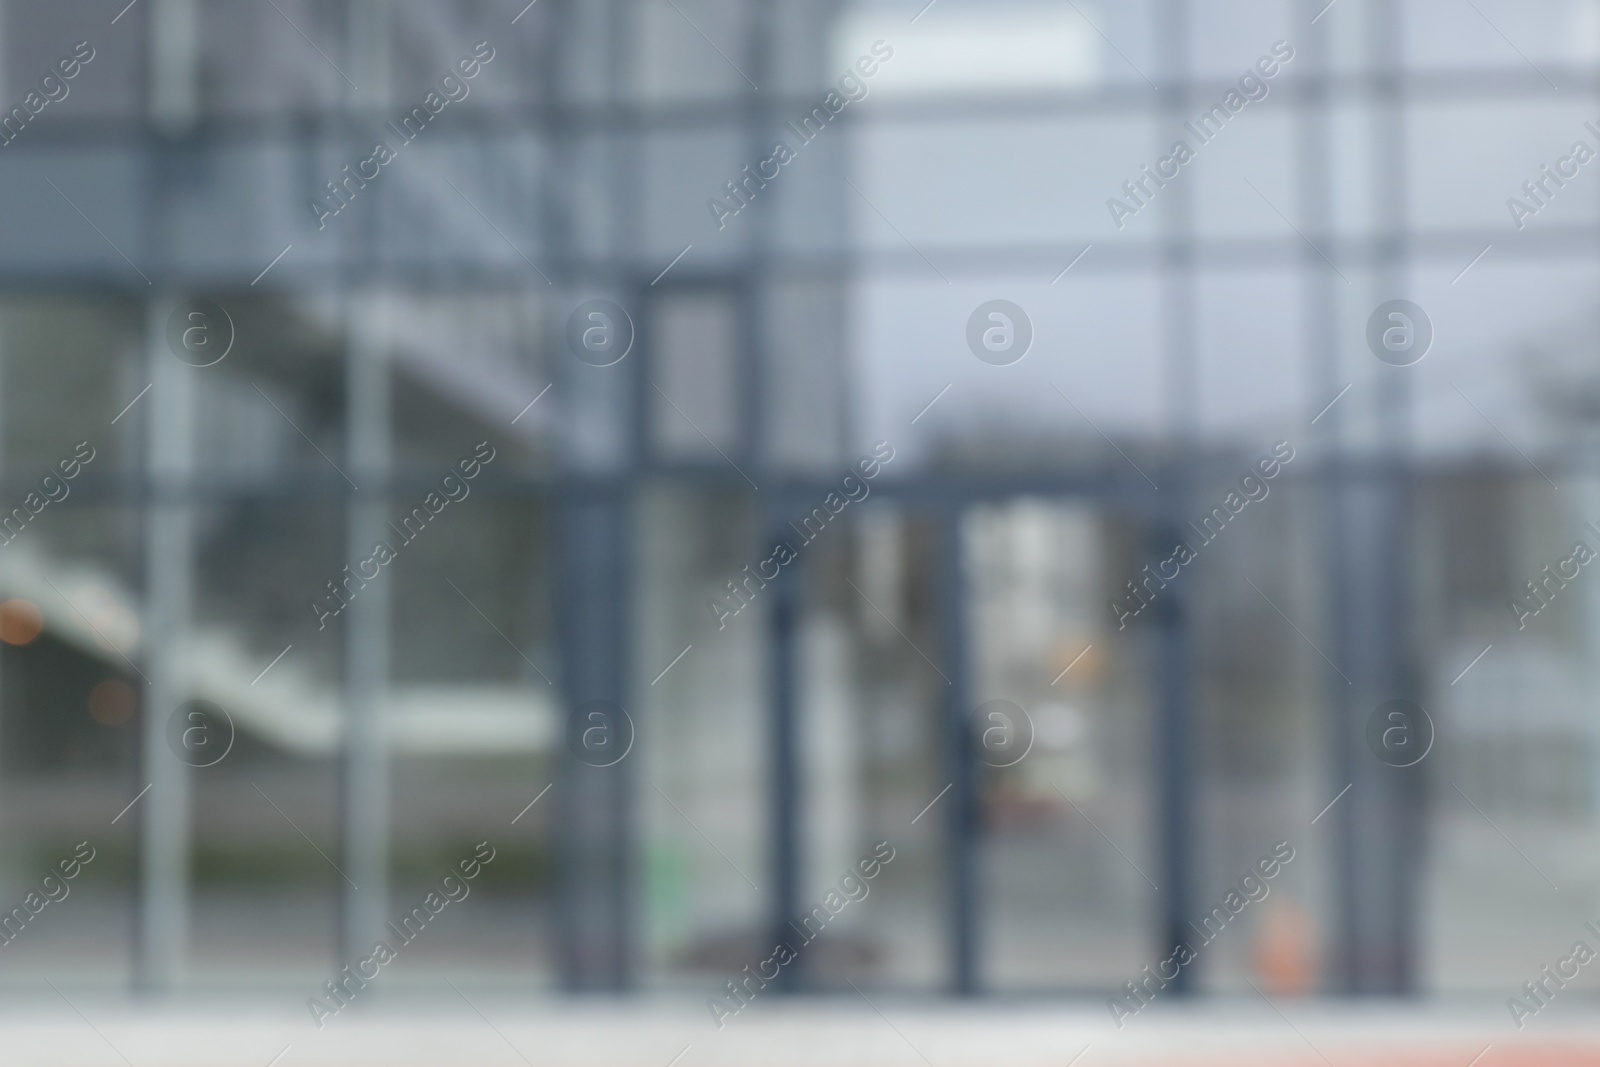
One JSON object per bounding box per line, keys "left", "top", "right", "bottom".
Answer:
{"left": 0, "top": 0, "right": 1597, "bottom": 1012}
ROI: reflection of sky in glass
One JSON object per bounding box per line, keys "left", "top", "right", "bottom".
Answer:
{"left": 834, "top": 5, "right": 1100, "bottom": 96}
{"left": 839, "top": 0, "right": 1600, "bottom": 467}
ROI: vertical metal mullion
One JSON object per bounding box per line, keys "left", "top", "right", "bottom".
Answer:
{"left": 338, "top": 0, "right": 392, "bottom": 974}
{"left": 339, "top": 293, "right": 391, "bottom": 965}
{"left": 554, "top": 0, "right": 634, "bottom": 992}
{"left": 1153, "top": 0, "right": 1197, "bottom": 996}
{"left": 609, "top": 0, "right": 637, "bottom": 992}
{"left": 555, "top": 492, "right": 632, "bottom": 989}
{"left": 1324, "top": 0, "right": 1420, "bottom": 995}
{"left": 939, "top": 502, "right": 976, "bottom": 995}
{"left": 1371, "top": 0, "right": 1422, "bottom": 995}
{"left": 137, "top": 297, "right": 194, "bottom": 994}
{"left": 1298, "top": 0, "right": 1351, "bottom": 997}
{"left": 766, "top": 500, "right": 802, "bottom": 991}
{"left": 135, "top": 0, "right": 198, "bottom": 994}
{"left": 744, "top": 0, "right": 806, "bottom": 997}
{"left": 742, "top": 0, "right": 773, "bottom": 476}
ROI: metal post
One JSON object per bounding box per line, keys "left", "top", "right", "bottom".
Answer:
{"left": 555, "top": 492, "right": 632, "bottom": 989}
{"left": 339, "top": 292, "right": 391, "bottom": 964}
{"left": 137, "top": 296, "right": 194, "bottom": 992}
{"left": 1153, "top": 0, "right": 1197, "bottom": 993}
{"left": 744, "top": 0, "right": 801, "bottom": 998}
{"left": 937, "top": 504, "right": 976, "bottom": 995}
{"left": 765, "top": 504, "right": 802, "bottom": 991}
{"left": 133, "top": 0, "right": 201, "bottom": 998}
{"left": 1329, "top": 474, "right": 1419, "bottom": 993}
{"left": 1323, "top": 0, "right": 1421, "bottom": 995}
{"left": 337, "top": 0, "right": 394, "bottom": 968}
{"left": 1298, "top": 0, "right": 1361, "bottom": 997}
{"left": 550, "top": 0, "right": 634, "bottom": 992}
{"left": 1151, "top": 517, "right": 1195, "bottom": 993}
{"left": 1305, "top": 0, "right": 1424, "bottom": 995}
